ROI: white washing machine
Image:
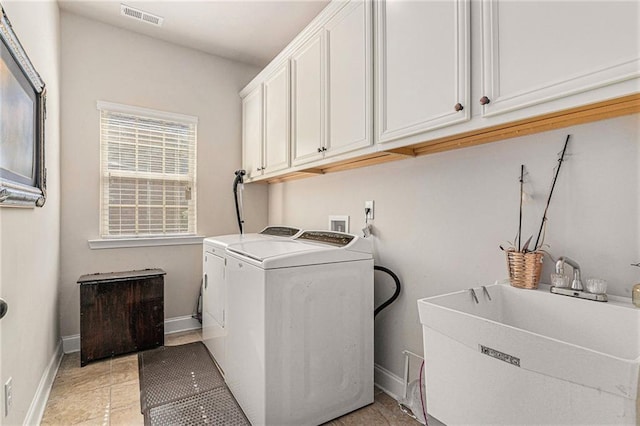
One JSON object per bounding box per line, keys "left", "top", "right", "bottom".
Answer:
{"left": 202, "top": 226, "right": 301, "bottom": 374}
{"left": 224, "top": 231, "right": 374, "bottom": 426}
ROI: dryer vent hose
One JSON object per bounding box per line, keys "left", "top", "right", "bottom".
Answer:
{"left": 233, "top": 169, "right": 246, "bottom": 234}
{"left": 374, "top": 265, "right": 401, "bottom": 317}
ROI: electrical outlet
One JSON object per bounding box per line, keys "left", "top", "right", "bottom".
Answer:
{"left": 4, "top": 377, "right": 12, "bottom": 417}
{"left": 365, "top": 200, "right": 374, "bottom": 220}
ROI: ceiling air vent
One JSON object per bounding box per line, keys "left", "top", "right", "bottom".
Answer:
{"left": 120, "top": 4, "right": 164, "bottom": 27}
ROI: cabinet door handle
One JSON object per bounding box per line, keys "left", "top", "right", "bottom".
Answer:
{"left": 322, "top": 147, "right": 327, "bottom": 152}
{"left": 0, "top": 298, "right": 7, "bottom": 320}
{"left": 204, "top": 274, "right": 208, "bottom": 289}
{"left": 317, "top": 147, "right": 322, "bottom": 153}
{"left": 262, "top": 165, "right": 266, "bottom": 170}
{"left": 256, "top": 167, "right": 263, "bottom": 171}
{"left": 454, "top": 103, "right": 464, "bottom": 112}
{"left": 479, "top": 96, "right": 491, "bottom": 105}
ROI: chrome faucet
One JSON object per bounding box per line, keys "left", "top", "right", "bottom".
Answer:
{"left": 551, "top": 256, "right": 606, "bottom": 302}
{"left": 555, "top": 256, "right": 583, "bottom": 291}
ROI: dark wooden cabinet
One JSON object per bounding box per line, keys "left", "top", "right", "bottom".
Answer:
{"left": 78, "top": 269, "right": 165, "bottom": 366}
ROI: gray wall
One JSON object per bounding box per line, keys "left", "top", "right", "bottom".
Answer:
{"left": 59, "top": 12, "right": 268, "bottom": 338}
{"left": 269, "top": 115, "right": 640, "bottom": 381}
{"left": 0, "top": 1, "right": 61, "bottom": 422}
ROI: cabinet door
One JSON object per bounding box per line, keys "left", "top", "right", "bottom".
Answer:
{"left": 325, "top": 0, "right": 372, "bottom": 157}
{"left": 203, "top": 251, "right": 226, "bottom": 371}
{"left": 263, "top": 63, "right": 290, "bottom": 175}
{"left": 481, "top": 0, "right": 640, "bottom": 117}
{"left": 242, "top": 85, "right": 264, "bottom": 179}
{"left": 376, "top": 0, "right": 469, "bottom": 144}
{"left": 291, "top": 30, "right": 325, "bottom": 166}
{"left": 80, "top": 277, "right": 163, "bottom": 366}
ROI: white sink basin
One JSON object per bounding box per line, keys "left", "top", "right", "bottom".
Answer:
{"left": 418, "top": 282, "right": 640, "bottom": 425}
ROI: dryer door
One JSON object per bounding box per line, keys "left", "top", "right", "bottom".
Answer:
{"left": 203, "top": 251, "right": 226, "bottom": 372}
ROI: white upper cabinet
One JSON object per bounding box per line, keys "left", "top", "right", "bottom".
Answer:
{"left": 242, "top": 85, "right": 263, "bottom": 180}
{"left": 291, "top": 30, "right": 325, "bottom": 166}
{"left": 241, "top": 0, "right": 639, "bottom": 181}
{"left": 326, "top": 0, "right": 372, "bottom": 156}
{"left": 291, "top": 0, "right": 372, "bottom": 166}
{"left": 480, "top": 0, "right": 640, "bottom": 116}
{"left": 376, "top": 0, "right": 470, "bottom": 144}
{"left": 263, "top": 62, "right": 290, "bottom": 175}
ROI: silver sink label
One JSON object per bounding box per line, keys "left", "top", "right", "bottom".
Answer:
{"left": 479, "top": 345, "right": 520, "bottom": 367}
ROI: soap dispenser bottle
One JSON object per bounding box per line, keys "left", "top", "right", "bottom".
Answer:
{"left": 633, "top": 263, "right": 640, "bottom": 308}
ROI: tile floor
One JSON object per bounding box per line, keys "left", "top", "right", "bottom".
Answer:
{"left": 41, "top": 330, "right": 421, "bottom": 425}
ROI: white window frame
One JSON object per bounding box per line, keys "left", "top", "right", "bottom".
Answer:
{"left": 90, "top": 101, "right": 203, "bottom": 249}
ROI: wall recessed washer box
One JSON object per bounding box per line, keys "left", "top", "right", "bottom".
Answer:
{"left": 329, "top": 215, "right": 349, "bottom": 233}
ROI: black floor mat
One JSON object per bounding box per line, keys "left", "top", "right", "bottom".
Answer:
{"left": 145, "top": 386, "right": 250, "bottom": 426}
{"left": 138, "top": 342, "right": 249, "bottom": 425}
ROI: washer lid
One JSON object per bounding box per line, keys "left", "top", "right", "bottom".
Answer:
{"left": 204, "top": 226, "right": 302, "bottom": 250}
{"left": 204, "top": 233, "right": 268, "bottom": 250}
{"left": 226, "top": 233, "right": 372, "bottom": 269}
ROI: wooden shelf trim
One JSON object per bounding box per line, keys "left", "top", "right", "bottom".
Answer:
{"left": 262, "top": 94, "right": 640, "bottom": 184}
{"left": 413, "top": 94, "right": 640, "bottom": 156}
{"left": 385, "top": 147, "right": 417, "bottom": 157}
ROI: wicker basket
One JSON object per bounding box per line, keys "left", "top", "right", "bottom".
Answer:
{"left": 506, "top": 251, "right": 544, "bottom": 289}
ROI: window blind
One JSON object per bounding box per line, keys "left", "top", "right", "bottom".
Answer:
{"left": 98, "top": 102, "right": 197, "bottom": 238}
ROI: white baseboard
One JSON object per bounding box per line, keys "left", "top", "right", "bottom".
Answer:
{"left": 24, "top": 341, "right": 63, "bottom": 425}
{"left": 374, "top": 363, "right": 405, "bottom": 401}
{"left": 61, "top": 334, "right": 80, "bottom": 354}
{"left": 62, "top": 315, "right": 202, "bottom": 354}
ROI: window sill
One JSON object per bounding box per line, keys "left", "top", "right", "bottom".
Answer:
{"left": 88, "top": 235, "right": 205, "bottom": 250}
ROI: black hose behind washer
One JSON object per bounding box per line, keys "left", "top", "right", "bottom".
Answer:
{"left": 374, "top": 265, "right": 401, "bottom": 317}
{"left": 233, "top": 169, "right": 246, "bottom": 234}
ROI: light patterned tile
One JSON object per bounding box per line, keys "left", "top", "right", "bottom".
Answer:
{"left": 49, "top": 342, "right": 431, "bottom": 426}
{"left": 56, "top": 354, "right": 110, "bottom": 382}
{"left": 112, "top": 353, "right": 138, "bottom": 366}
{"left": 377, "top": 407, "right": 409, "bottom": 425}
{"left": 375, "top": 392, "right": 423, "bottom": 425}
{"left": 73, "top": 413, "right": 110, "bottom": 426}
{"left": 375, "top": 391, "right": 408, "bottom": 414}
{"left": 110, "top": 404, "right": 144, "bottom": 426}
{"left": 58, "top": 352, "right": 81, "bottom": 371}
{"left": 49, "top": 369, "right": 112, "bottom": 398}
{"left": 111, "top": 355, "right": 139, "bottom": 385}
{"left": 41, "top": 386, "right": 110, "bottom": 425}
{"left": 321, "top": 389, "right": 422, "bottom": 426}
{"left": 331, "top": 404, "right": 390, "bottom": 425}
{"left": 111, "top": 380, "right": 141, "bottom": 410}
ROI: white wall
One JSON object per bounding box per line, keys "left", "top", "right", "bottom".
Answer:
{"left": 0, "top": 1, "right": 61, "bottom": 423}
{"left": 59, "top": 12, "right": 267, "bottom": 338}
{"left": 269, "top": 114, "right": 640, "bottom": 381}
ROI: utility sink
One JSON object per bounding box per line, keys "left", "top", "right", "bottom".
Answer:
{"left": 418, "top": 282, "right": 640, "bottom": 425}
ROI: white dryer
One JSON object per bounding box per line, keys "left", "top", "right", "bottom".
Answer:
{"left": 224, "top": 231, "right": 374, "bottom": 426}
{"left": 202, "top": 226, "right": 301, "bottom": 374}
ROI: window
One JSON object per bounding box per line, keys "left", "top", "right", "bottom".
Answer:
{"left": 98, "top": 101, "right": 197, "bottom": 238}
